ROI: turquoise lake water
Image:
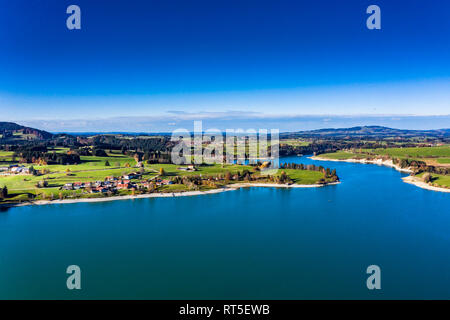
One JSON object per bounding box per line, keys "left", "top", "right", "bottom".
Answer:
{"left": 1, "top": 155, "right": 450, "bottom": 299}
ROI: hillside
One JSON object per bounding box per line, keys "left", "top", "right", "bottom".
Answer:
{"left": 281, "top": 126, "right": 450, "bottom": 139}
{"left": 0, "top": 122, "right": 54, "bottom": 141}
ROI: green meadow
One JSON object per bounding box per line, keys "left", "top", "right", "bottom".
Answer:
{"left": 278, "top": 169, "right": 324, "bottom": 184}
{"left": 147, "top": 163, "right": 253, "bottom": 177}
{"left": 363, "top": 146, "right": 450, "bottom": 159}
{"left": 0, "top": 151, "right": 15, "bottom": 163}
{"left": 317, "top": 151, "right": 366, "bottom": 160}
{"left": 280, "top": 139, "right": 311, "bottom": 147}
{"left": 416, "top": 172, "right": 450, "bottom": 188}
{"left": 0, "top": 151, "right": 332, "bottom": 203}
{"left": 1, "top": 151, "right": 147, "bottom": 201}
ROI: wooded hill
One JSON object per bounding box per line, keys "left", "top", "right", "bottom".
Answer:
{"left": 281, "top": 126, "right": 450, "bottom": 139}
{"left": 0, "top": 122, "right": 54, "bottom": 140}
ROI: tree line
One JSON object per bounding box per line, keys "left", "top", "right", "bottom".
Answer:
{"left": 0, "top": 186, "right": 8, "bottom": 200}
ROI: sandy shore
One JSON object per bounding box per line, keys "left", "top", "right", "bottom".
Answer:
{"left": 4, "top": 181, "right": 340, "bottom": 207}
{"left": 402, "top": 176, "right": 450, "bottom": 193}
{"left": 311, "top": 155, "right": 450, "bottom": 193}
{"left": 310, "top": 156, "right": 413, "bottom": 173}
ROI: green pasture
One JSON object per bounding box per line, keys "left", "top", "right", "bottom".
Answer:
{"left": 0, "top": 151, "right": 332, "bottom": 203}
{"left": 416, "top": 172, "right": 450, "bottom": 188}
{"left": 278, "top": 169, "right": 325, "bottom": 184}
{"left": 437, "top": 158, "right": 450, "bottom": 164}
{"left": 0, "top": 151, "right": 14, "bottom": 163}
{"left": 34, "top": 154, "right": 137, "bottom": 173}
{"left": 280, "top": 139, "right": 311, "bottom": 147}
{"left": 317, "top": 151, "right": 366, "bottom": 160}
{"left": 363, "top": 146, "right": 450, "bottom": 159}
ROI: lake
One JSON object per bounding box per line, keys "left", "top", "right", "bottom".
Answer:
{"left": 1, "top": 156, "right": 449, "bottom": 299}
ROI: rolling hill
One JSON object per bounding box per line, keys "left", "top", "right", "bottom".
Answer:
{"left": 0, "top": 122, "right": 54, "bottom": 141}
{"left": 281, "top": 126, "right": 450, "bottom": 139}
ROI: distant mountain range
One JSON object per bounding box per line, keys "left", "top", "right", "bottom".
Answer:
{"left": 1, "top": 122, "right": 449, "bottom": 141}
{"left": 281, "top": 126, "right": 450, "bottom": 139}
{"left": 0, "top": 122, "right": 54, "bottom": 140}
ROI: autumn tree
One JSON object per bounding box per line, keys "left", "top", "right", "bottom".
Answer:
{"left": 134, "top": 153, "right": 140, "bottom": 164}
{"left": 423, "top": 173, "right": 432, "bottom": 183}
{"left": 1, "top": 186, "right": 8, "bottom": 198}
{"left": 279, "top": 171, "right": 289, "bottom": 184}
{"left": 29, "top": 166, "right": 37, "bottom": 176}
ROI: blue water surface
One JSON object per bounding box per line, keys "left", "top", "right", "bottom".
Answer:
{"left": 0, "top": 156, "right": 449, "bottom": 299}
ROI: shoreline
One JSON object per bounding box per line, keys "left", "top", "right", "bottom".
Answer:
{"left": 311, "top": 155, "right": 450, "bottom": 193}
{"left": 1, "top": 181, "right": 340, "bottom": 208}
{"left": 402, "top": 176, "right": 450, "bottom": 193}
{"left": 310, "top": 156, "right": 413, "bottom": 173}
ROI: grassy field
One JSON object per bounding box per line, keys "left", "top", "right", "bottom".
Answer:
{"left": 33, "top": 154, "right": 136, "bottom": 173}
{"left": 278, "top": 169, "right": 324, "bottom": 184}
{"left": 363, "top": 146, "right": 450, "bottom": 159}
{"left": 147, "top": 163, "right": 253, "bottom": 177}
{"left": 280, "top": 139, "right": 311, "bottom": 147}
{"left": 317, "top": 151, "right": 366, "bottom": 160}
{"left": 1, "top": 151, "right": 146, "bottom": 201}
{"left": 437, "top": 158, "right": 450, "bottom": 164}
{"left": 0, "top": 151, "right": 14, "bottom": 163}
{"left": 416, "top": 172, "right": 450, "bottom": 188}
{"left": 0, "top": 151, "right": 331, "bottom": 203}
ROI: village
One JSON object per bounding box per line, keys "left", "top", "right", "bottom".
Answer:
{"left": 0, "top": 144, "right": 339, "bottom": 203}
{"left": 61, "top": 172, "right": 174, "bottom": 194}
{"left": 50, "top": 163, "right": 263, "bottom": 195}
{"left": 0, "top": 164, "right": 31, "bottom": 175}
{"left": 1, "top": 163, "right": 199, "bottom": 195}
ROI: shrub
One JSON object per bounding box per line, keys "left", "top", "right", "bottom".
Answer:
{"left": 422, "top": 173, "right": 432, "bottom": 183}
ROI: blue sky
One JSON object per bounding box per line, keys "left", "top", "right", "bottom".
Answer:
{"left": 1, "top": 0, "right": 449, "bottom": 131}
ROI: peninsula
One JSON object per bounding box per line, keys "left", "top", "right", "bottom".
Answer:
{"left": 0, "top": 123, "right": 339, "bottom": 206}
